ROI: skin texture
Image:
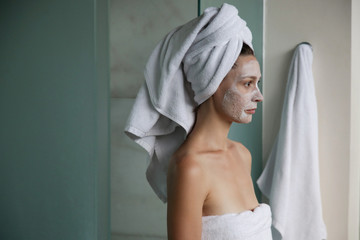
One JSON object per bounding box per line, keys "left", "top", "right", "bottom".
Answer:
{"left": 167, "top": 55, "right": 263, "bottom": 240}
{"left": 214, "top": 55, "right": 263, "bottom": 124}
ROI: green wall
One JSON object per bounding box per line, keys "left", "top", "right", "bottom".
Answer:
{"left": 199, "top": 0, "right": 264, "bottom": 201}
{"left": 0, "top": 0, "right": 110, "bottom": 239}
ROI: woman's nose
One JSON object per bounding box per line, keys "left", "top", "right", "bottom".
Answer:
{"left": 253, "top": 88, "right": 264, "bottom": 102}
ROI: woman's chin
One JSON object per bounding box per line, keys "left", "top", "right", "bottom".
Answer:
{"left": 233, "top": 116, "right": 252, "bottom": 124}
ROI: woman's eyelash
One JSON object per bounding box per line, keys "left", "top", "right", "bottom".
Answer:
{"left": 243, "top": 79, "right": 261, "bottom": 87}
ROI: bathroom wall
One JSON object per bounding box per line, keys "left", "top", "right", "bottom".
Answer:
{"left": 263, "top": 0, "right": 351, "bottom": 239}
{"left": 0, "top": 0, "right": 110, "bottom": 239}
{"left": 111, "top": 0, "right": 357, "bottom": 239}
{"left": 349, "top": 0, "right": 360, "bottom": 239}
{"left": 110, "top": 0, "right": 196, "bottom": 239}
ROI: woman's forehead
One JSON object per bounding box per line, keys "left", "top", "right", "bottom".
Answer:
{"left": 233, "top": 55, "right": 260, "bottom": 75}
{"left": 234, "top": 55, "right": 258, "bottom": 65}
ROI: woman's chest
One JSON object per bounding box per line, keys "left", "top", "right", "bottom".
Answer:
{"left": 201, "top": 153, "right": 258, "bottom": 216}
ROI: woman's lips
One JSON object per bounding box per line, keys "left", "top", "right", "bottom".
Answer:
{"left": 245, "top": 108, "right": 256, "bottom": 114}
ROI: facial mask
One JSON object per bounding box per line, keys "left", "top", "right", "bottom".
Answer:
{"left": 221, "top": 85, "right": 258, "bottom": 122}
{"left": 220, "top": 59, "right": 262, "bottom": 123}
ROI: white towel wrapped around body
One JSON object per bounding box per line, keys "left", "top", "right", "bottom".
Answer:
{"left": 256, "top": 43, "right": 327, "bottom": 239}
{"left": 202, "top": 203, "right": 272, "bottom": 240}
{"left": 125, "top": 3, "right": 253, "bottom": 202}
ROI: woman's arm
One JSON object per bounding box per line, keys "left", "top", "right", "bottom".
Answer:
{"left": 166, "top": 156, "right": 209, "bottom": 240}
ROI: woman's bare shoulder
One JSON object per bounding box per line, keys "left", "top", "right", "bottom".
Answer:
{"left": 229, "top": 139, "right": 251, "bottom": 154}
{"left": 229, "top": 139, "right": 252, "bottom": 166}
{"left": 167, "top": 147, "right": 210, "bottom": 206}
{"left": 168, "top": 150, "right": 207, "bottom": 184}
{"left": 169, "top": 140, "right": 206, "bottom": 172}
{"left": 166, "top": 151, "right": 209, "bottom": 240}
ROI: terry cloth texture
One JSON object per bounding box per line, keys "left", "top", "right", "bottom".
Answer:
{"left": 202, "top": 203, "right": 272, "bottom": 240}
{"left": 257, "top": 43, "right": 327, "bottom": 240}
{"left": 125, "top": 3, "right": 253, "bottom": 203}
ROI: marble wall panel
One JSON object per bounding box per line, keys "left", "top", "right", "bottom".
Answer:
{"left": 110, "top": 0, "right": 197, "bottom": 238}
{"left": 110, "top": 0, "right": 196, "bottom": 98}
{"left": 112, "top": 233, "right": 166, "bottom": 240}
{"left": 111, "top": 98, "right": 167, "bottom": 237}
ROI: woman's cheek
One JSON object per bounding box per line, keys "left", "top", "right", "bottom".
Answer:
{"left": 221, "top": 86, "right": 250, "bottom": 122}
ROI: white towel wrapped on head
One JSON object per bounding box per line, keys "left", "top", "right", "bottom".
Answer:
{"left": 125, "top": 3, "right": 253, "bottom": 203}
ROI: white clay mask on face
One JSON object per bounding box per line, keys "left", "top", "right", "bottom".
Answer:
{"left": 221, "top": 59, "right": 263, "bottom": 123}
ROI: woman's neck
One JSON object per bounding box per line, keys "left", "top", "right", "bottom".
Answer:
{"left": 186, "top": 97, "right": 232, "bottom": 152}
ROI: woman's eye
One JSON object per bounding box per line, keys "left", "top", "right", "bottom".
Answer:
{"left": 245, "top": 81, "right": 251, "bottom": 87}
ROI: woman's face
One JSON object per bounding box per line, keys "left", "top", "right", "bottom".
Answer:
{"left": 213, "top": 54, "right": 263, "bottom": 124}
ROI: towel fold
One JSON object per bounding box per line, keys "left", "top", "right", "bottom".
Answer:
{"left": 124, "top": 3, "right": 253, "bottom": 202}
{"left": 201, "top": 203, "right": 272, "bottom": 240}
{"left": 256, "top": 43, "right": 327, "bottom": 239}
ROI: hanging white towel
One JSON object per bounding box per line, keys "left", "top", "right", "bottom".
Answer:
{"left": 124, "top": 3, "right": 253, "bottom": 203}
{"left": 256, "top": 43, "right": 327, "bottom": 239}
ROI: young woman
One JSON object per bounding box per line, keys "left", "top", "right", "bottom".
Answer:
{"left": 125, "top": 3, "right": 272, "bottom": 239}
{"left": 167, "top": 44, "right": 271, "bottom": 240}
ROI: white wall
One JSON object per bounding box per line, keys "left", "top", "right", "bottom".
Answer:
{"left": 263, "top": 0, "right": 351, "bottom": 239}
{"left": 349, "top": 0, "right": 360, "bottom": 239}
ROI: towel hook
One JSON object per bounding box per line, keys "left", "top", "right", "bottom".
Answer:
{"left": 297, "top": 42, "right": 313, "bottom": 51}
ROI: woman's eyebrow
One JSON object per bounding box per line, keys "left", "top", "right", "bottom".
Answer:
{"left": 239, "top": 75, "right": 261, "bottom": 80}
